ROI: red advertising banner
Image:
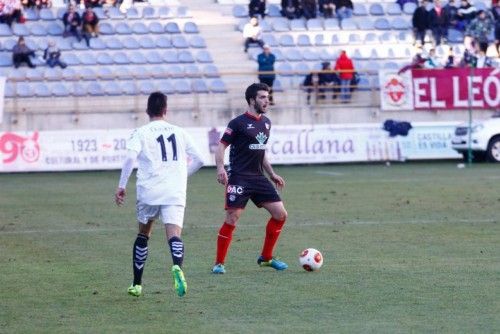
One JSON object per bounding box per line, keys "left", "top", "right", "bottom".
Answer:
{"left": 411, "top": 68, "right": 499, "bottom": 110}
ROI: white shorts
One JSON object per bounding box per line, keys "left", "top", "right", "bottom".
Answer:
{"left": 136, "top": 202, "right": 185, "bottom": 228}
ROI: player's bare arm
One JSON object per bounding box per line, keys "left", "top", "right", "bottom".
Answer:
{"left": 215, "top": 142, "right": 229, "bottom": 186}
{"left": 263, "top": 152, "right": 285, "bottom": 190}
{"left": 115, "top": 188, "right": 126, "bottom": 206}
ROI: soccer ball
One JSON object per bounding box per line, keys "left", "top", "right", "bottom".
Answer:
{"left": 299, "top": 248, "right": 323, "bottom": 271}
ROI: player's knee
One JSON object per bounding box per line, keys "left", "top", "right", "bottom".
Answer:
{"left": 274, "top": 209, "right": 287, "bottom": 222}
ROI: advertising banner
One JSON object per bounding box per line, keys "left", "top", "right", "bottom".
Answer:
{"left": 0, "top": 123, "right": 462, "bottom": 173}
{"left": 379, "top": 68, "right": 500, "bottom": 111}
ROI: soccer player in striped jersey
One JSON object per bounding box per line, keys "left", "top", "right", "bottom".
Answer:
{"left": 212, "top": 83, "right": 288, "bottom": 274}
{"left": 115, "top": 92, "right": 204, "bottom": 297}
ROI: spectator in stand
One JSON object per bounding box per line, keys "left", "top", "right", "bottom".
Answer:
{"left": 0, "top": 0, "right": 23, "bottom": 27}
{"left": 444, "top": 46, "right": 456, "bottom": 68}
{"left": 12, "top": 37, "right": 36, "bottom": 68}
{"left": 302, "top": 70, "right": 319, "bottom": 104}
{"left": 442, "top": 0, "right": 459, "bottom": 30}
{"left": 62, "top": 4, "right": 82, "bottom": 42}
{"left": 318, "top": 0, "right": 335, "bottom": 18}
{"left": 493, "top": 2, "right": 500, "bottom": 50}
{"left": 334, "top": 50, "right": 354, "bottom": 103}
{"left": 249, "top": 0, "right": 266, "bottom": 18}
{"left": 257, "top": 45, "right": 276, "bottom": 105}
{"left": 398, "top": 50, "right": 426, "bottom": 73}
{"left": 43, "top": 40, "right": 67, "bottom": 69}
{"left": 460, "top": 37, "right": 477, "bottom": 67}
{"left": 396, "top": 0, "right": 417, "bottom": 11}
{"left": 301, "top": 0, "right": 317, "bottom": 20}
{"left": 466, "top": 9, "right": 494, "bottom": 43}
{"left": 82, "top": 7, "right": 99, "bottom": 46}
{"left": 476, "top": 41, "right": 494, "bottom": 67}
{"left": 281, "top": 0, "right": 301, "bottom": 19}
{"left": 429, "top": 0, "right": 448, "bottom": 45}
{"left": 318, "top": 61, "right": 339, "bottom": 100}
{"left": 335, "top": 0, "right": 353, "bottom": 22}
{"left": 412, "top": 0, "right": 430, "bottom": 46}
{"left": 243, "top": 17, "right": 264, "bottom": 53}
{"left": 84, "top": 0, "right": 105, "bottom": 8}
{"left": 423, "top": 48, "right": 441, "bottom": 68}
{"left": 456, "top": 0, "right": 476, "bottom": 31}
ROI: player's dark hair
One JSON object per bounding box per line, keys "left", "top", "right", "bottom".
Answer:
{"left": 147, "top": 91, "right": 167, "bottom": 117}
{"left": 245, "top": 83, "right": 269, "bottom": 105}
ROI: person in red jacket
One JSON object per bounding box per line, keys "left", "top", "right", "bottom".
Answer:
{"left": 334, "top": 50, "right": 354, "bottom": 103}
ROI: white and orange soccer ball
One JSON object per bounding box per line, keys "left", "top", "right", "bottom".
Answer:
{"left": 299, "top": 248, "right": 323, "bottom": 271}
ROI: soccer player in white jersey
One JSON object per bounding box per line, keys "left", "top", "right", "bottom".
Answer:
{"left": 115, "top": 92, "right": 204, "bottom": 297}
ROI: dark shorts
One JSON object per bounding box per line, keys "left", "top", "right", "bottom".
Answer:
{"left": 225, "top": 174, "right": 281, "bottom": 209}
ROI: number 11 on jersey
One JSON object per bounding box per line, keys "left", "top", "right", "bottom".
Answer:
{"left": 156, "top": 134, "right": 178, "bottom": 161}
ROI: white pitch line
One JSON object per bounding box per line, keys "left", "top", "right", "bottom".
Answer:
{"left": 315, "top": 171, "right": 345, "bottom": 176}
{"left": 0, "top": 219, "right": 497, "bottom": 235}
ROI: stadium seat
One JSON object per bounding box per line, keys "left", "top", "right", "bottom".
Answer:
{"left": 121, "top": 81, "right": 136, "bottom": 95}
{"left": 25, "top": 39, "right": 39, "bottom": 51}
{"left": 149, "top": 21, "right": 165, "bottom": 34}
{"left": 16, "top": 82, "right": 33, "bottom": 97}
{"left": 172, "top": 35, "right": 189, "bottom": 48}
{"left": 72, "top": 82, "right": 87, "bottom": 96}
{"left": 302, "top": 49, "right": 320, "bottom": 61}
{"left": 195, "top": 50, "right": 213, "bottom": 63}
{"left": 39, "top": 8, "right": 55, "bottom": 20}
{"left": 62, "top": 52, "right": 80, "bottom": 66}
{"left": 51, "top": 82, "right": 70, "bottom": 97}
{"left": 297, "top": 34, "right": 312, "bottom": 47}
{"left": 126, "top": 7, "right": 140, "bottom": 19}
{"left": 25, "top": 67, "right": 43, "bottom": 81}
{"left": 184, "top": 22, "right": 199, "bottom": 34}
{"left": 263, "top": 34, "right": 279, "bottom": 47}
{"left": 398, "top": 31, "right": 413, "bottom": 43}
{"left": 129, "top": 51, "right": 148, "bottom": 64}
{"left": 79, "top": 53, "right": 97, "bottom": 65}
{"left": 318, "top": 49, "right": 332, "bottom": 61}
{"left": 314, "top": 34, "right": 328, "bottom": 46}
{"left": 403, "top": 3, "right": 417, "bottom": 15}
{"left": 156, "top": 36, "right": 173, "bottom": 48}
{"left": 391, "top": 17, "right": 411, "bottom": 30}
{"left": 268, "top": 4, "right": 281, "bottom": 17}
{"left": 99, "top": 23, "right": 114, "bottom": 35}
{"left": 158, "top": 6, "right": 174, "bottom": 19}
{"left": 386, "top": 3, "right": 402, "bottom": 15}
{"left": 47, "top": 22, "right": 64, "bottom": 36}
{"left": 72, "top": 40, "right": 89, "bottom": 50}
{"left": 145, "top": 50, "right": 163, "bottom": 64}
{"left": 380, "top": 31, "right": 398, "bottom": 44}
{"left": 285, "top": 49, "right": 302, "bottom": 61}
{"left": 92, "top": 7, "right": 107, "bottom": 20}
{"left": 30, "top": 24, "right": 48, "bottom": 36}
{"left": 175, "top": 79, "right": 192, "bottom": 94}
{"left": 105, "top": 37, "right": 124, "bottom": 49}
{"left": 97, "top": 52, "right": 114, "bottom": 65}
{"left": 4, "top": 82, "right": 15, "bottom": 97}
{"left": 332, "top": 33, "right": 349, "bottom": 45}
{"left": 132, "top": 22, "right": 149, "bottom": 34}
{"left": 139, "top": 36, "right": 156, "bottom": 49}
{"left": 115, "top": 22, "right": 132, "bottom": 35}
{"left": 137, "top": 80, "right": 156, "bottom": 95}
{"left": 353, "top": 3, "right": 368, "bottom": 16}
{"left": 276, "top": 62, "right": 293, "bottom": 76}
{"left": 164, "top": 64, "right": 183, "bottom": 78}
{"left": 0, "top": 24, "right": 12, "bottom": 36}
{"left": 448, "top": 29, "right": 464, "bottom": 43}
{"left": 104, "top": 81, "right": 122, "bottom": 95}
{"left": 157, "top": 79, "right": 175, "bottom": 94}
{"left": 79, "top": 67, "right": 97, "bottom": 80}
{"left": 279, "top": 34, "right": 295, "bottom": 47}
{"left": 9, "top": 68, "right": 27, "bottom": 81}
{"left": 90, "top": 38, "right": 106, "bottom": 50}
{"left": 116, "top": 66, "right": 133, "bottom": 79}
{"left": 307, "top": 19, "right": 323, "bottom": 31}
{"left": 43, "top": 67, "right": 62, "bottom": 81}
{"left": 259, "top": 19, "right": 272, "bottom": 32}
{"left": 165, "top": 22, "right": 181, "bottom": 34}
{"left": 24, "top": 8, "right": 39, "bottom": 21}
{"left": 294, "top": 62, "right": 309, "bottom": 75}
{"left": 113, "top": 51, "right": 130, "bottom": 64}
{"left": 202, "top": 64, "right": 220, "bottom": 78}
{"left": 273, "top": 78, "right": 284, "bottom": 92}
{"left": 374, "top": 18, "right": 391, "bottom": 30}
{"left": 232, "top": 5, "right": 248, "bottom": 18}
{"left": 364, "top": 61, "right": 380, "bottom": 72}
{"left": 192, "top": 79, "right": 209, "bottom": 93}
{"left": 87, "top": 82, "right": 105, "bottom": 96}
{"left": 189, "top": 35, "right": 206, "bottom": 48}
{"left": 356, "top": 18, "right": 375, "bottom": 30}
{"left": 324, "top": 18, "right": 340, "bottom": 30}
{"left": 272, "top": 18, "right": 289, "bottom": 32}
{"left": 383, "top": 61, "right": 399, "bottom": 70}
{"left": 179, "top": 50, "right": 195, "bottom": 63}
{"left": 123, "top": 36, "right": 140, "bottom": 49}
{"left": 209, "top": 79, "right": 227, "bottom": 93}
{"left": 369, "top": 4, "right": 385, "bottom": 16}
{"left": 163, "top": 50, "right": 179, "bottom": 63}
{"left": 184, "top": 64, "right": 201, "bottom": 77}
{"left": 176, "top": 6, "right": 190, "bottom": 18}
{"left": 96, "top": 66, "right": 114, "bottom": 80}
{"left": 142, "top": 6, "right": 158, "bottom": 19}
{"left": 348, "top": 33, "right": 363, "bottom": 44}
{"left": 2, "top": 38, "right": 15, "bottom": 51}
{"left": 290, "top": 19, "right": 307, "bottom": 31}
{"left": 108, "top": 7, "right": 125, "bottom": 19}
{"left": 341, "top": 18, "right": 357, "bottom": 30}
{"left": 32, "top": 82, "right": 51, "bottom": 97}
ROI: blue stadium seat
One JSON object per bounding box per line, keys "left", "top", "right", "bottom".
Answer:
{"left": 92, "top": 7, "right": 107, "bottom": 20}
{"left": 163, "top": 50, "right": 179, "bottom": 63}
{"left": 185, "top": 64, "right": 201, "bottom": 77}
{"left": 379, "top": 31, "right": 398, "bottom": 43}
{"left": 297, "top": 34, "right": 312, "bottom": 46}
{"left": 165, "top": 64, "right": 184, "bottom": 78}
{"left": 71, "top": 82, "right": 86, "bottom": 96}
{"left": 157, "top": 79, "right": 175, "bottom": 94}
{"left": 391, "top": 17, "right": 410, "bottom": 30}
{"left": 99, "top": 22, "right": 114, "bottom": 35}
{"left": 285, "top": 49, "right": 302, "bottom": 61}
{"left": 353, "top": 3, "right": 368, "bottom": 16}
{"left": 9, "top": 68, "right": 27, "bottom": 81}
{"left": 307, "top": 19, "right": 323, "bottom": 31}
{"left": 24, "top": 8, "right": 39, "bottom": 21}
{"left": 403, "top": 3, "right": 417, "bottom": 14}
{"left": 276, "top": 62, "right": 293, "bottom": 76}
{"left": 156, "top": 36, "right": 172, "bottom": 48}
{"left": 34, "top": 82, "right": 51, "bottom": 97}
{"left": 189, "top": 35, "right": 206, "bottom": 48}
{"left": 152, "top": 65, "right": 170, "bottom": 79}
{"left": 132, "top": 22, "right": 149, "bottom": 34}
{"left": 195, "top": 50, "right": 213, "bottom": 63}
{"left": 364, "top": 32, "right": 378, "bottom": 44}
{"left": 398, "top": 31, "right": 413, "bottom": 43}
{"left": 175, "top": 6, "right": 190, "bottom": 18}
{"left": 175, "top": 79, "right": 192, "bottom": 94}
{"left": 348, "top": 33, "right": 363, "bottom": 44}
{"left": 191, "top": 79, "right": 209, "bottom": 93}
{"left": 165, "top": 22, "right": 181, "bottom": 34}
{"left": 105, "top": 37, "right": 124, "bottom": 49}
{"left": 113, "top": 51, "right": 130, "bottom": 64}
{"left": 271, "top": 48, "right": 284, "bottom": 61}
{"left": 290, "top": 19, "right": 306, "bottom": 31}
{"left": 148, "top": 21, "right": 164, "bottom": 34}
{"left": 96, "top": 66, "right": 114, "bottom": 80}
{"left": 39, "top": 8, "right": 55, "bottom": 20}
{"left": 448, "top": 29, "right": 464, "bottom": 43}
{"left": 108, "top": 7, "right": 125, "bottom": 19}
{"left": 16, "top": 83, "right": 33, "bottom": 97}
{"left": 172, "top": 35, "right": 189, "bottom": 48}
{"left": 79, "top": 53, "right": 97, "bottom": 65}
{"left": 383, "top": 61, "right": 399, "bottom": 70}
{"left": 142, "top": 6, "right": 158, "bottom": 19}
{"left": 263, "top": 34, "right": 279, "bottom": 47}
{"left": 386, "top": 3, "right": 402, "bottom": 15}
{"left": 356, "top": 18, "right": 374, "bottom": 30}
{"left": 272, "top": 18, "right": 289, "bottom": 32}
{"left": 123, "top": 36, "right": 140, "bottom": 49}
{"left": 138, "top": 80, "right": 156, "bottom": 95}
{"left": 279, "top": 34, "right": 295, "bottom": 47}
{"left": 202, "top": 64, "right": 220, "bottom": 78}
{"left": 184, "top": 21, "right": 199, "bottom": 34}
{"left": 332, "top": 33, "right": 348, "bottom": 45}
{"left": 97, "top": 52, "right": 114, "bottom": 65}
{"left": 314, "top": 34, "right": 328, "bottom": 46}
{"left": 4, "top": 82, "right": 15, "bottom": 97}
{"left": 51, "top": 82, "right": 70, "bottom": 97}
{"left": 129, "top": 51, "right": 148, "bottom": 64}
{"left": 294, "top": 62, "right": 309, "bottom": 75}
{"left": 72, "top": 40, "right": 89, "bottom": 50}
{"left": 87, "top": 82, "right": 105, "bottom": 96}
{"left": 179, "top": 50, "right": 195, "bottom": 63}
{"left": 158, "top": 6, "right": 174, "bottom": 19}
{"left": 369, "top": 4, "right": 385, "bottom": 16}
{"left": 43, "top": 68, "right": 63, "bottom": 81}
{"left": 259, "top": 19, "right": 272, "bottom": 32}
{"left": 324, "top": 18, "right": 340, "bottom": 30}
{"left": 121, "top": 81, "right": 136, "bottom": 95}
{"left": 139, "top": 36, "right": 156, "bottom": 49}
{"left": 115, "top": 22, "right": 132, "bottom": 35}
{"left": 273, "top": 78, "right": 283, "bottom": 92}
{"left": 79, "top": 67, "right": 97, "bottom": 80}
{"left": 268, "top": 4, "right": 281, "bottom": 17}
{"left": 126, "top": 7, "right": 140, "bottom": 19}
{"left": 146, "top": 50, "right": 163, "bottom": 64}
{"left": 62, "top": 52, "right": 79, "bottom": 65}
{"left": 364, "top": 61, "right": 380, "bottom": 72}
{"left": 47, "top": 22, "right": 64, "bottom": 36}
{"left": 302, "top": 49, "right": 320, "bottom": 61}
{"left": 25, "top": 67, "right": 43, "bottom": 81}
{"left": 0, "top": 24, "right": 12, "bottom": 36}
{"left": 104, "top": 81, "right": 122, "bottom": 95}
{"left": 232, "top": 5, "right": 248, "bottom": 18}
{"left": 30, "top": 24, "right": 48, "bottom": 36}
{"left": 90, "top": 38, "right": 106, "bottom": 49}
{"left": 116, "top": 66, "right": 133, "bottom": 79}
{"left": 209, "top": 79, "right": 227, "bottom": 93}
{"left": 319, "top": 49, "right": 332, "bottom": 61}
{"left": 374, "top": 18, "right": 391, "bottom": 30}
{"left": 25, "top": 39, "right": 39, "bottom": 51}
{"left": 341, "top": 18, "right": 357, "bottom": 30}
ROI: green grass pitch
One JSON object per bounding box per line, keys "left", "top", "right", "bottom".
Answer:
{"left": 0, "top": 163, "right": 499, "bottom": 333}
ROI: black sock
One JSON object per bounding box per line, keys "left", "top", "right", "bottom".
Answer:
{"left": 132, "top": 234, "right": 149, "bottom": 285}
{"left": 168, "top": 236, "right": 184, "bottom": 267}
